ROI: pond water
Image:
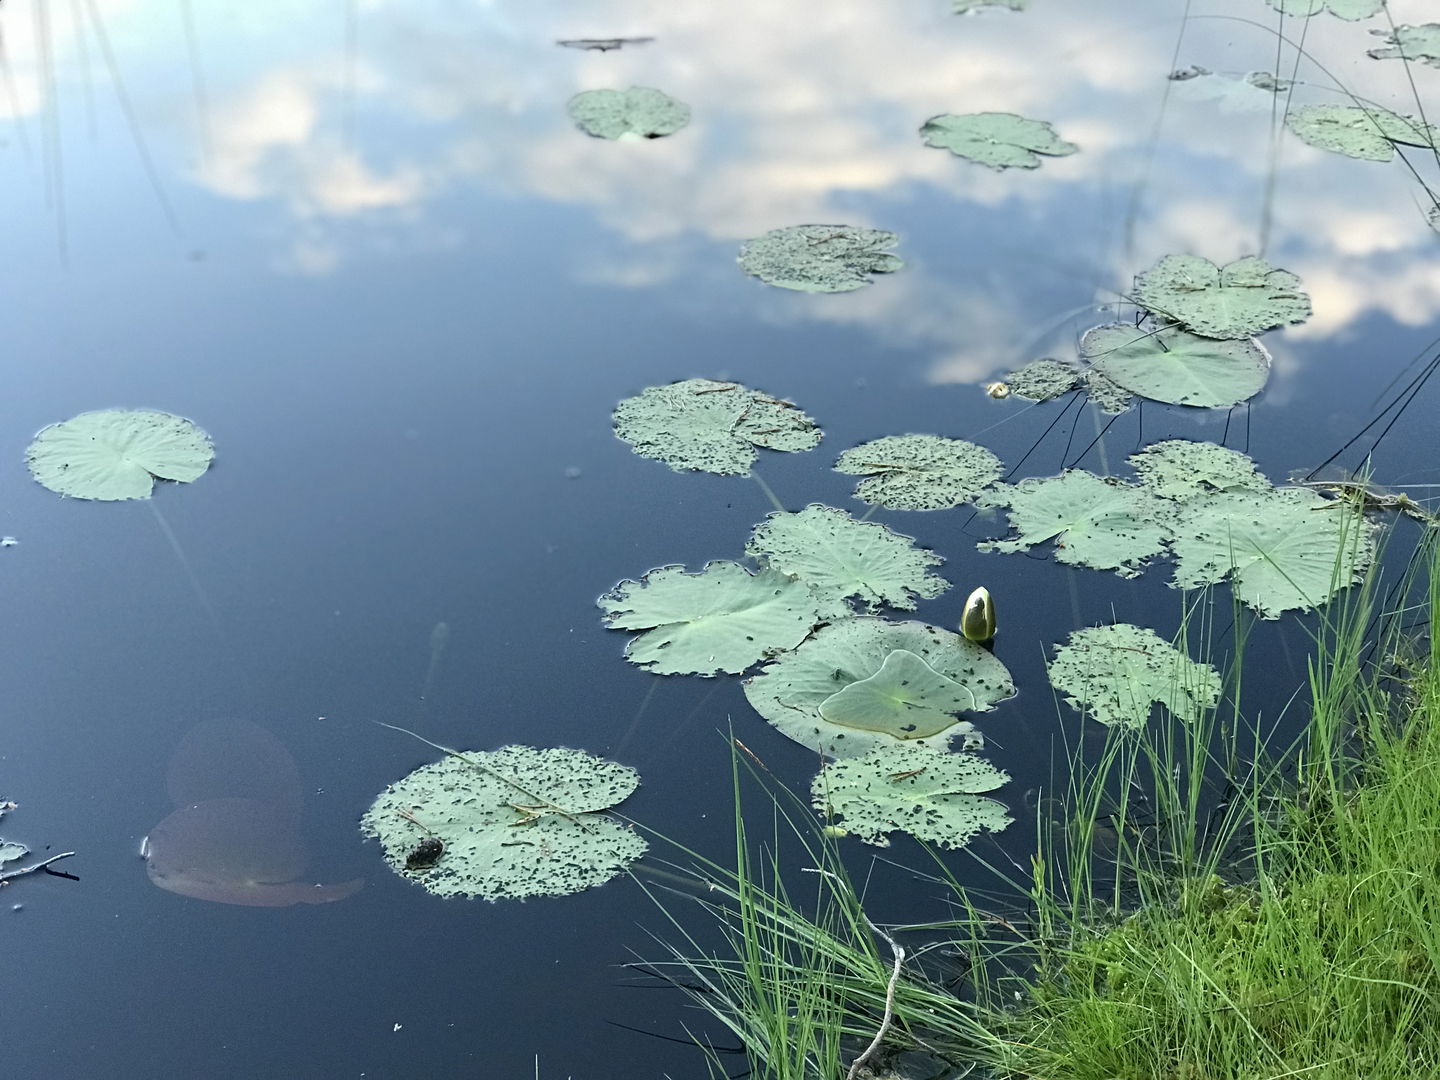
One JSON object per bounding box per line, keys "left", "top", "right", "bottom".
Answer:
{"left": 0, "top": 1, "right": 1436, "bottom": 1077}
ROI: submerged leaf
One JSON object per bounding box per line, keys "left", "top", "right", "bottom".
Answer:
{"left": 1134, "top": 255, "right": 1311, "bottom": 340}
{"left": 977, "top": 471, "right": 1176, "bottom": 578}
{"left": 953, "top": 0, "right": 1026, "bottom": 11}
{"left": 360, "top": 746, "right": 644, "bottom": 901}
{"left": 738, "top": 224, "right": 902, "bottom": 293}
{"left": 566, "top": 87, "right": 690, "bottom": 139}
{"left": 1001, "top": 358, "right": 1080, "bottom": 402}
{"left": 744, "top": 617, "right": 1015, "bottom": 759}
{"left": 612, "top": 378, "right": 821, "bottom": 475}
{"left": 598, "top": 561, "right": 843, "bottom": 676}
{"left": 1286, "top": 104, "right": 1438, "bottom": 162}
{"left": 813, "top": 743, "right": 1011, "bottom": 849}
{"left": 1130, "top": 440, "right": 1271, "bottom": 501}
{"left": 834, "top": 434, "right": 1002, "bottom": 511}
{"left": 1173, "top": 70, "right": 1294, "bottom": 113}
{"left": 1048, "top": 623, "right": 1222, "bottom": 730}
{"left": 1367, "top": 24, "right": 1440, "bottom": 68}
{"left": 818, "top": 649, "right": 979, "bottom": 739}
{"left": 1170, "top": 488, "right": 1377, "bottom": 618}
{"left": 26, "top": 409, "right": 214, "bottom": 501}
{"left": 919, "top": 112, "right": 1077, "bottom": 170}
{"left": 747, "top": 504, "right": 948, "bottom": 612}
{"left": 1080, "top": 324, "right": 1271, "bottom": 407}
{"left": 1266, "top": 0, "right": 1383, "bottom": 19}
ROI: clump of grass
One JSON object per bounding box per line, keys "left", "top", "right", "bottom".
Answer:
{"left": 646, "top": 525, "right": 1440, "bottom": 1080}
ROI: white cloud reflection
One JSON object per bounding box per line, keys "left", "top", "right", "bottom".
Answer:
{"left": 4, "top": 0, "right": 1436, "bottom": 360}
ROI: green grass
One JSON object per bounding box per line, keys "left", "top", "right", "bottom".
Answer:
{"left": 644, "top": 521, "right": 1440, "bottom": 1080}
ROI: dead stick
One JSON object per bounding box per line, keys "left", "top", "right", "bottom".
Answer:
{"left": 0, "top": 851, "right": 76, "bottom": 884}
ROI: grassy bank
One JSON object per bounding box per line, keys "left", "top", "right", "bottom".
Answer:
{"left": 646, "top": 527, "right": 1440, "bottom": 1080}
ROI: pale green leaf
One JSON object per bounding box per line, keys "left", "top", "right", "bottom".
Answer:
{"left": 1000, "top": 358, "right": 1080, "bottom": 402}
{"left": 1266, "top": 0, "right": 1383, "bottom": 19}
{"left": 744, "top": 617, "right": 1015, "bottom": 759}
{"left": 1368, "top": 24, "right": 1440, "bottom": 68}
{"left": 813, "top": 743, "right": 1011, "bottom": 849}
{"left": 977, "top": 471, "right": 1177, "bottom": 578}
{"left": 747, "top": 504, "right": 948, "bottom": 612}
{"left": 26, "top": 409, "right": 214, "bottom": 501}
{"left": 0, "top": 840, "right": 28, "bottom": 865}
{"left": 920, "top": 112, "right": 1077, "bottom": 170}
{"left": 1080, "top": 324, "right": 1271, "bottom": 407}
{"left": 1130, "top": 440, "right": 1270, "bottom": 501}
{"left": 818, "top": 649, "right": 979, "bottom": 739}
{"left": 1286, "top": 104, "right": 1438, "bottom": 162}
{"left": 834, "top": 434, "right": 1002, "bottom": 511}
{"left": 1048, "top": 623, "right": 1222, "bottom": 730}
{"left": 612, "top": 378, "right": 822, "bottom": 475}
{"left": 566, "top": 86, "right": 690, "bottom": 139}
{"left": 1134, "top": 255, "right": 1311, "bottom": 340}
{"left": 598, "top": 561, "right": 845, "bottom": 676}
{"left": 360, "top": 746, "right": 644, "bottom": 901}
{"left": 1082, "top": 367, "right": 1136, "bottom": 414}
{"left": 738, "top": 225, "right": 902, "bottom": 293}
{"left": 953, "top": 0, "right": 1026, "bottom": 11}
{"left": 1170, "top": 488, "right": 1377, "bottom": 618}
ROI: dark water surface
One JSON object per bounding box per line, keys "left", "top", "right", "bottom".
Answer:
{"left": 0, "top": 1, "right": 1436, "bottom": 1077}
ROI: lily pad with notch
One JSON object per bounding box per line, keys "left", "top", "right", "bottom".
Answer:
{"left": 919, "top": 112, "right": 1077, "bottom": 170}
{"left": 813, "top": 742, "right": 1011, "bottom": 849}
{"left": 833, "top": 434, "right": 1002, "bottom": 511}
{"left": 1133, "top": 255, "right": 1311, "bottom": 340}
{"left": 819, "top": 649, "right": 982, "bottom": 739}
{"left": 1080, "top": 323, "right": 1271, "bottom": 407}
{"left": 612, "top": 378, "right": 822, "bottom": 475}
{"left": 1286, "top": 104, "right": 1438, "bottom": 162}
{"left": 26, "top": 409, "right": 214, "bottom": 501}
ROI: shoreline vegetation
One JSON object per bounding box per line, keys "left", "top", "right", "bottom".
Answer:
{"left": 644, "top": 522, "right": 1440, "bottom": 1079}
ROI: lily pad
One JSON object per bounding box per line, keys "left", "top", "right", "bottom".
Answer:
{"left": 1170, "top": 488, "right": 1377, "bottom": 618}
{"left": 834, "top": 435, "right": 1002, "bottom": 511}
{"left": 1048, "top": 623, "right": 1222, "bottom": 730}
{"left": 598, "top": 561, "right": 844, "bottom": 676}
{"left": 1265, "top": 0, "right": 1383, "bottom": 18}
{"left": 746, "top": 504, "right": 948, "bottom": 613}
{"left": 566, "top": 87, "right": 690, "bottom": 139}
{"left": 1368, "top": 24, "right": 1440, "bottom": 68}
{"left": 0, "top": 840, "right": 28, "bottom": 864}
{"left": 744, "top": 617, "right": 1015, "bottom": 759}
{"left": 360, "top": 745, "right": 644, "bottom": 901}
{"left": 818, "top": 649, "right": 980, "bottom": 739}
{"left": 26, "top": 409, "right": 214, "bottom": 501}
{"left": 953, "top": 0, "right": 1026, "bottom": 10}
{"left": 1080, "top": 324, "right": 1271, "bottom": 407}
{"left": 1001, "top": 358, "right": 1081, "bottom": 402}
{"left": 1286, "top": 104, "right": 1438, "bottom": 162}
{"left": 813, "top": 743, "right": 1011, "bottom": 849}
{"left": 1134, "top": 255, "right": 1311, "bottom": 340}
{"left": 1130, "top": 440, "right": 1271, "bottom": 501}
{"left": 738, "top": 225, "right": 903, "bottom": 293}
{"left": 1173, "top": 70, "right": 1294, "bottom": 113}
{"left": 977, "top": 471, "right": 1177, "bottom": 578}
{"left": 919, "top": 112, "right": 1078, "bottom": 170}
{"left": 612, "top": 378, "right": 822, "bottom": 475}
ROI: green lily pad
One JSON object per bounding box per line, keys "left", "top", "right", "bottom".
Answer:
{"left": 818, "top": 649, "right": 980, "bottom": 739}
{"left": 612, "top": 378, "right": 822, "bottom": 475}
{"left": 919, "top": 112, "right": 1077, "bottom": 170}
{"left": 1266, "top": 0, "right": 1383, "bottom": 18}
{"left": 598, "top": 561, "right": 845, "bottom": 676}
{"left": 1170, "top": 488, "right": 1377, "bottom": 618}
{"left": 1080, "top": 324, "right": 1271, "bottom": 407}
{"left": 744, "top": 617, "right": 1015, "bottom": 759}
{"left": 1130, "top": 441, "right": 1270, "bottom": 501}
{"left": 738, "top": 224, "right": 903, "bottom": 293}
{"left": 1368, "top": 24, "right": 1440, "bottom": 68}
{"left": 977, "top": 471, "right": 1177, "bottom": 578}
{"left": 26, "top": 409, "right": 215, "bottom": 501}
{"left": 360, "top": 745, "right": 644, "bottom": 901}
{"left": 1286, "top": 104, "right": 1438, "bottom": 162}
{"left": 833, "top": 434, "right": 1002, "bottom": 511}
{"left": 747, "top": 504, "right": 948, "bottom": 613}
{"left": 1048, "top": 623, "right": 1222, "bottom": 730}
{"left": 1001, "top": 358, "right": 1081, "bottom": 402}
{"left": 566, "top": 87, "right": 690, "bottom": 139}
{"left": 1134, "top": 255, "right": 1311, "bottom": 340}
{"left": 813, "top": 743, "right": 1011, "bottom": 849}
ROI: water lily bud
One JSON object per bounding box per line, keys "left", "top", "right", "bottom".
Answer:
{"left": 961, "top": 587, "right": 996, "bottom": 643}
